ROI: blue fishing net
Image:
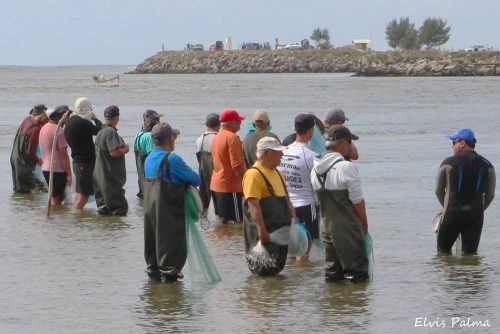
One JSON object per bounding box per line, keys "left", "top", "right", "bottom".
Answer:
{"left": 364, "top": 232, "right": 374, "bottom": 281}
{"left": 184, "top": 187, "right": 221, "bottom": 284}
{"left": 288, "top": 221, "right": 309, "bottom": 257}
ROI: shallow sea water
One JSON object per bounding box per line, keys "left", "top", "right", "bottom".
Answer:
{"left": 0, "top": 66, "right": 499, "bottom": 333}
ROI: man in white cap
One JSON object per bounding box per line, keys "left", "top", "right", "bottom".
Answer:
{"left": 242, "top": 136, "right": 292, "bottom": 275}
{"left": 64, "top": 97, "right": 102, "bottom": 209}
{"left": 242, "top": 110, "right": 279, "bottom": 168}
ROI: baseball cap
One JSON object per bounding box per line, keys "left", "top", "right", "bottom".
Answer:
{"left": 151, "top": 122, "right": 180, "bottom": 141}
{"left": 220, "top": 109, "right": 245, "bottom": 122}
{"left": 30, "top": 104, "right": 47, "bottom": 116}
{"left": 325, "top": 108, "right": 349, "bottom": 122}
{"left": 252, "top": 110, "right": 270, "bottom": 124}
{"left": 205, "top": 113, "right": 221, "bottom": 127}
{"left": 326, "top": 125, "right": 359, "bottom": 141}
{"left": 47, "top": 105, "right": 72, "bottom": 120}
{"left": 256, "top": 136, "right": 287, "bottom": 152}
{"left": 294, "top": 114, "right": 315, "bottom": 128}
{"left": 104, "top": 105, "right": 120, "bottom": 119}
{"left": 447, "top": 128, "right": 476, "bottom": 144}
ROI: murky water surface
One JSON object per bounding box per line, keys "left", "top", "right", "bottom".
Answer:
{"left": 1, "top": 67, "right": 499, "bottom": 333}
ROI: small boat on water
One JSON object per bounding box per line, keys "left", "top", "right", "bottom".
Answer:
{"left": 93, "top": 74, "right": 120, "bottom": 87}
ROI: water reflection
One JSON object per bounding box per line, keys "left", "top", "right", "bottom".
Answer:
{"left": 139, "top": 281, "right": 191, "bottom": 333}
{"left": 316, "top": 282, "right": 371, "bottom": 329}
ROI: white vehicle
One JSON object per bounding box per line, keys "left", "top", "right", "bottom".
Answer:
{"left": 285, "top": 42, "right": 302, "bottom": 50}
{"left": 465, "top": 45, "right": 488, "bottom": 52}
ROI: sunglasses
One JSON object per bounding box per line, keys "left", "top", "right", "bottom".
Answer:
{"left": 452, "top": 139, "right": 462, "bottom": 145}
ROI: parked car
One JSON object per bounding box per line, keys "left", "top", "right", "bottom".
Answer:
{"left": 284, "top": 42, "right": 302, "bottom": 50}
{"left": 241, "top": 42, "right": 261, "bottom": 50}
{"left": 210, "top": 41, "right": 223, "bottom": 51}
{"left": 187, "top": 43, "right": 204, "bottom": 51}
{"left": 465, "top": 45, "right": 488, "bottom": 52}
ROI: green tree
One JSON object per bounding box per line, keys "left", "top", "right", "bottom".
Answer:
{"left": 385, "top": 17, "right": 419, "bottom": 50}
{"left": 418, "top": 17, "right": 451, "bottom": 50}
{"left": 310, "top": 28, "right": 331, "bottom": 50}
{"left": 401, "top": 29, "right": 421, "bottom": 50}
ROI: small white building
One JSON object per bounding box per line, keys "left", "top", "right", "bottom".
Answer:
{"left": 352, "top": 39, "right": 371, "bottom": 51}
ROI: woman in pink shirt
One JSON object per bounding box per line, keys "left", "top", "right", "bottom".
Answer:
{"left": 39, "top": 106, "right": 72, "bottom": 205}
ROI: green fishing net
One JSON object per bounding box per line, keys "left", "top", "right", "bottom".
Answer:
{"left": 184, "top": 186, "right": 221, "bottom": 284}
{"left": 364, "top": 232, "right": 374, "bottom": 281}
{"left": 288, "top": 221, "right": 309, "bottom": 257}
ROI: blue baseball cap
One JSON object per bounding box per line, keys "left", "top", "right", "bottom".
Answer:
{"left": 447, "top": 128, "right": 476, "bottom": 143}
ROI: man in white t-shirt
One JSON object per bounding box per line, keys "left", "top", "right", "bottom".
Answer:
{"left": 311, "top": 125, "right": 368, "bottom": 283}
{"left": 278, "top": 114, "right": 317, "bottom": 261}
{"left": 195, "top": 113, "right": 221, "bottom": 215}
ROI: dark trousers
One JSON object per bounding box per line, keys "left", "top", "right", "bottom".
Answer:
{"left": 437, "top": 211, "right": 484, "bottom": 254}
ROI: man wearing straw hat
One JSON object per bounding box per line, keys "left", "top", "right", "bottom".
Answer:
{"left": 64, "top": 97, "right": 103, "bottom": 209}
{"left": 38, "top": 105, "right": 72, "bottom": 205}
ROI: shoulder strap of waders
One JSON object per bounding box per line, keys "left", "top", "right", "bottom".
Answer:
{"left": 315, "top": 159, "right": 342, "bottom": 190}
{"left": 251, "top": 166, "right": 287, "bottom": 197}
{"left": 157, "top": 153, "right": 172, "bottom": 181}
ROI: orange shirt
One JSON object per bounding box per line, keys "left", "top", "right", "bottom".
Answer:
{"left": 210, "top": 128, "right": 246, "bottom": 192}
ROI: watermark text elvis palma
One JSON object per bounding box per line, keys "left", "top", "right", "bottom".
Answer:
{"left": 415, "top": 317, "right": 491, "bottom": 329}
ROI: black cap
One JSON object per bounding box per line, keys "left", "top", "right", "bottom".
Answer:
{"left": 205, "top": 113, "right": 221, "bottom": 127}
{"left": 326, "top": 125, "right": 359, "bottom": 141}
{"left": 294, "top": 114, "right": 315, "bottom": 128}
{"left": 48, "top": 105, "right": 72, "bottom": 120}
{"left": 151, "top": 122, "right": 181, "bottom": 141}
{"left": 30, "top": 104, "right": 47, "bottom": 115}
{"left": 104, "top": 105, "right": 120, "bottom": 119}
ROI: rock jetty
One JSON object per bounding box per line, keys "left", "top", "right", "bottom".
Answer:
{"left": 131, "top": 49, "right": 500, "bottom": 76}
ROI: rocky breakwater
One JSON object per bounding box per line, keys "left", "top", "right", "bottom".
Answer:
{"left": 131, "top": 50, "right": 500, "bottom": 76}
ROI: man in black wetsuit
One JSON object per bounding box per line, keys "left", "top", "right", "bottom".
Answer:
{"left": 435, "top": 128, "right": 495, "bottom": 254}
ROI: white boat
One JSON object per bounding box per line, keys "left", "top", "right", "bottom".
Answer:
{"left": 93, "top": 75, "right": 119, "bottom": 87}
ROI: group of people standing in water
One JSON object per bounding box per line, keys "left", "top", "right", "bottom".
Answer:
{"left": 10, "top": 100, "right": 495, "bottom": 283}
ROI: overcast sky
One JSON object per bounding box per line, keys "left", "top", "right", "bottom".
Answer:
{"left": 0, "top": 0, "right": 498, "bottom": 66}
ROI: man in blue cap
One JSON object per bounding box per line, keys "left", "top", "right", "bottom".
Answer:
{"left": 435, "top": 128, "right": 495, "bottom": 254}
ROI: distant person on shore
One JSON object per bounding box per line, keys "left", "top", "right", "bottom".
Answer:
{"left": 243, "top": 110, "right": 279, "bottom": 168}
{"left": 143, "top": 123, "right": 200, "bottom": 281}
{"left": 93, "top": 106, "right": 129, "bottom": 216}
{"left": 39, "top": 106, "right": 72, "bottom": 205}
{"left": 133, "top": 110, "right": 162, "bottom": 199}
{"left": 210, "top": 109, "right": 246, "bottom": 224}
{"left": 311, "top": 125, "right": 369, "bottom": 283}
{"left": 435, "top": 128, "right": 495, "bottom": 254}
{"left": 11, "top": 104, "right": 49, "bottom": 193}
{"left": 243, "top": 137, "right": 291, "bottom": 275}
{"left": 195, "top": 113, "right": 221, "bottom": 215}
{"left": 64, "top": 97, "right": 103, "bottom": 209}
{"left": 278, "top": 114, "right": 318, "bottom": 261}
{"left": 323, "top": 108, "right": 358, "bottom": 160}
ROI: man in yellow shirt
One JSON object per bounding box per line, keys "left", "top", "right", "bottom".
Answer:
{"left": 242, "top": 137, "right": 292, "bottom": 275}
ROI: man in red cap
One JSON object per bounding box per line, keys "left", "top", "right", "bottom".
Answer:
{"left": 210, "top": 109, "right": 246, "bottom": 224}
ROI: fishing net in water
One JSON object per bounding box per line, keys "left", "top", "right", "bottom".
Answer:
{"left": 364, "top": 232, "right": 374, "bottom": 281}
{"left": 184, "top": 186, "right": 221, "bottom": 284}
{"left": 288, "top": 220, "right": 309, "bottom": 257}
{"left": 269, "top": 226, "right": 290, "bottom": 245}
{"left": 245, "top": 241, "right": 278, "bottom": 273}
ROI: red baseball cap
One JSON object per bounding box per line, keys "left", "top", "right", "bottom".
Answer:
{"left": 220, "top": 109, "right": 245, "bottom": 122}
